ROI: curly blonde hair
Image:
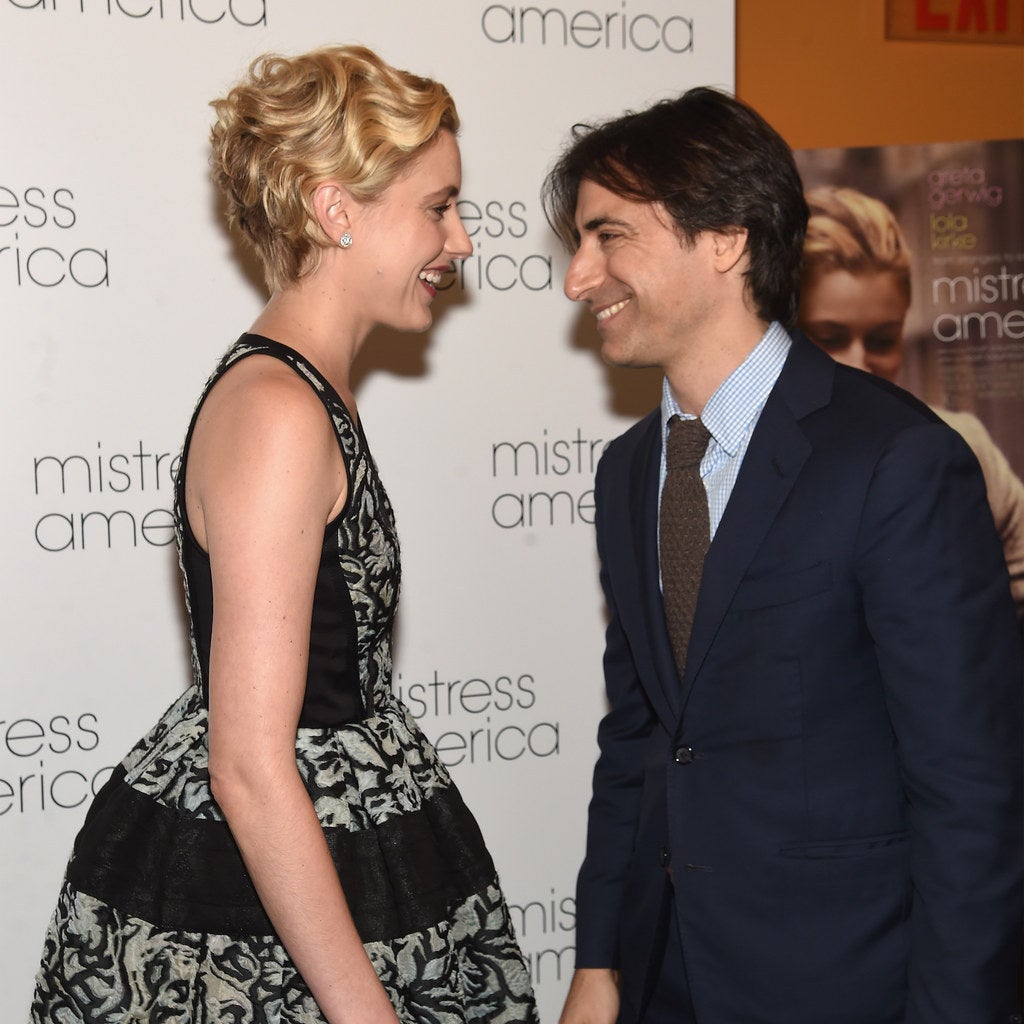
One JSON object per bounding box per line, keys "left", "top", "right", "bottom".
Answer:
{"left": 802, "top": 186, "right": 912, "bottom": 302}
{"left": 210, "top": 45, "right": 459, "bottom": 291}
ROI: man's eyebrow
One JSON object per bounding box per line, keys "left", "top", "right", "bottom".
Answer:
{"left": 582, "top": 216, "right": 630, "bottom": 233}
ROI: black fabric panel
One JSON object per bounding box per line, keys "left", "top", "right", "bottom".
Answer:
{"left": 67, "top": 766, "right": 495, "bottom": 942}
{"left": 299, "top": 539, "right": 363, "bottom": 726}
{"left": 187, "top": 537, "right": 364, "bottom": 727}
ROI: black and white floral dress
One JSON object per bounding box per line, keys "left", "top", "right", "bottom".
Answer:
{"left": 30, "top": 336, "right": 538, "bottom": 1024}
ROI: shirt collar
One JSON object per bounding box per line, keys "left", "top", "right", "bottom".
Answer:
{"left": 661, "top": 321, "right": 791, "bottom": 457}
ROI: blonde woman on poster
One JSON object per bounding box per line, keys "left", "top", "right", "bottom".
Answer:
{"left": 799, "top": 185, "right": 1024, "bottom": 618}
{"left": 30, "top": 45, "right": 538, "bottom": 1024}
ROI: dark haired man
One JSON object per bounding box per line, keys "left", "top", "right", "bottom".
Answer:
{"left": 544, "top": 88, "right": 1022, "bottom": 1024}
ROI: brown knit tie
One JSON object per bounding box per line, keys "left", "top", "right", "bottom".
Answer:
{"left": 660, "top": 416, "right": 711, "bottom": 680}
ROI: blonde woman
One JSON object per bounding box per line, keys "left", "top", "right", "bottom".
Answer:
{"left": 31, "top": 46, "right": 538, "bottom": 1024}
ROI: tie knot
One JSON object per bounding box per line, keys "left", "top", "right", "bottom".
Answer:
{"left": 666, "top": 416, "right": 710, "bottom": 471}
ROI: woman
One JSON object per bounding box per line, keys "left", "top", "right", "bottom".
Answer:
{"left": 31, "top": 46, "right": 538, "bottom": 1024}
{"left": 799, "top": 185, "right": 1024, "bottom": 618}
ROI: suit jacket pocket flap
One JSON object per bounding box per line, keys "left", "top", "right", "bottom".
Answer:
{"left": 732, "top": 561, "right": 832, "bottom": 611}
{"left": 778, "top": 830, "right": 909, "bottom": 860}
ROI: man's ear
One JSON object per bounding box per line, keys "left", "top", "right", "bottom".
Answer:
{"left": 312, "top": 181, "right": 355, "bottom": 244}
{"left": 710, "top": 226, "right": 749, "bottom": 274}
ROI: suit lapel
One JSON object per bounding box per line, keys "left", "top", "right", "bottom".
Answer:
{"left": 627, "top": 416, "right": 687, "bottom": 722}
{"left": 596, "top": 410, "right": 679, "bottom": 727}
{"left": 676, "top": 333, "right": 834, "bottom": 717}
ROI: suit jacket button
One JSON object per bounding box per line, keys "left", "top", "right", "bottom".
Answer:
{"left": 659, "top": 846, "right": 671, "bottom": 867}
{"left": 674, "top": 746, "right": 694, "bottom": 764}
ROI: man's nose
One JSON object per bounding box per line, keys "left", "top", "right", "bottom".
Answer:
{"left": 564, "top": 245, "right": 599, "bottom": 301}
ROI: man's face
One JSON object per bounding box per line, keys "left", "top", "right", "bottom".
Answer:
{"left": 564, "top": 179, "right": 723, "bottom": 374}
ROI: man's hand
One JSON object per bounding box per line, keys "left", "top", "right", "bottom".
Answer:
{"left": 559, "top": 967, "right": 620, "bottom": 1024}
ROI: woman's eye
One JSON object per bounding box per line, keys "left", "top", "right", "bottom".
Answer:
{"left": 432, "top": 203, "right": 452, "bottom": 218}
{"left": 864, "top": 334, "right": 901, "bottom": 354}
{"left": 810, "top": 333, "right": 848, "bottom": 351}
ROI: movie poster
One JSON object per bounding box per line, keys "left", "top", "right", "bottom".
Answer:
{"left": 795, "top": 140, "right": 1024, "bottom": 612}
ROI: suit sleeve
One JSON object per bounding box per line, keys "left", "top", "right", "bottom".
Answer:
{"left": 854, "top": 419, "right": 1023, "bottom": 1021}
{"left": 574, "top": 447, "right": 658, "bottom": 968}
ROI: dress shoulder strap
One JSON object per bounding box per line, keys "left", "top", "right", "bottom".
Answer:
{"left": 174, "top": 333, "right": 360, "bottom": 535}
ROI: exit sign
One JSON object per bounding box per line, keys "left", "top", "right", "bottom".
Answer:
{"left": 887, "top": 0, "right": 1024, "bottom": 42}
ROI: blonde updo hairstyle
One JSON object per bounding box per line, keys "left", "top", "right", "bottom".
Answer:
{"left": 210, "top": 45, "right": 459, "bottom": 291}
{"left": 802, "top": 186, "right": 912, "bottom": 304}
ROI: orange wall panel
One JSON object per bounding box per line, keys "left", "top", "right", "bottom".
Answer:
{"left": 735, "top": 0, "right": 1024, "bottom": 149}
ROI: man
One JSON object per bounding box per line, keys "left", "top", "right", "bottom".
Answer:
{"left": 543, "top": 88, "right": 1023, "bottom": 1024}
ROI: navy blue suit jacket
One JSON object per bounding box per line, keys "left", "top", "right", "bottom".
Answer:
{"left": 576, "top": 332, "right": 1023, "bottom": 1023}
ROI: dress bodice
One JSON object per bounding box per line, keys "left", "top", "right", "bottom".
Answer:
{"left": 173, "top": 335, "right": 401, "bottom": 727}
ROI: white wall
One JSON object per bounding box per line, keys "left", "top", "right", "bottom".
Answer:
{"left": 0, "top": 3, "right": 734, "bottom": 1020}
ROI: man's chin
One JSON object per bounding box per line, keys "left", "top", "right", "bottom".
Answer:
{"left": 600, "top": 339, "right": 651, "bottom": 370}
{"left": 599, "top": 337, "right": 628, "bottom": 366}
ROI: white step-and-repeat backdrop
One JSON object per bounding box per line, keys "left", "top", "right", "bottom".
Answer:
{"left": 1, "top": 3, "right": 734, "bottom": 1020}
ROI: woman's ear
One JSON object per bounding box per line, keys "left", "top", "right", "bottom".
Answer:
{"left": 312, "top": 181, "right": 355, "bottom": 245}
{"left": 710, "top": 226, "right": 749, "bottom": 274}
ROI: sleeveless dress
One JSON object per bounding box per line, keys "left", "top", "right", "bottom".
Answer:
{"left": 30, "top": 336, "right": 539, "bottom": 1024}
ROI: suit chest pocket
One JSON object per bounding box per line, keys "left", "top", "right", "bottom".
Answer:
{"left": 731, "top": 560, "right": 832, "bottom": 611}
